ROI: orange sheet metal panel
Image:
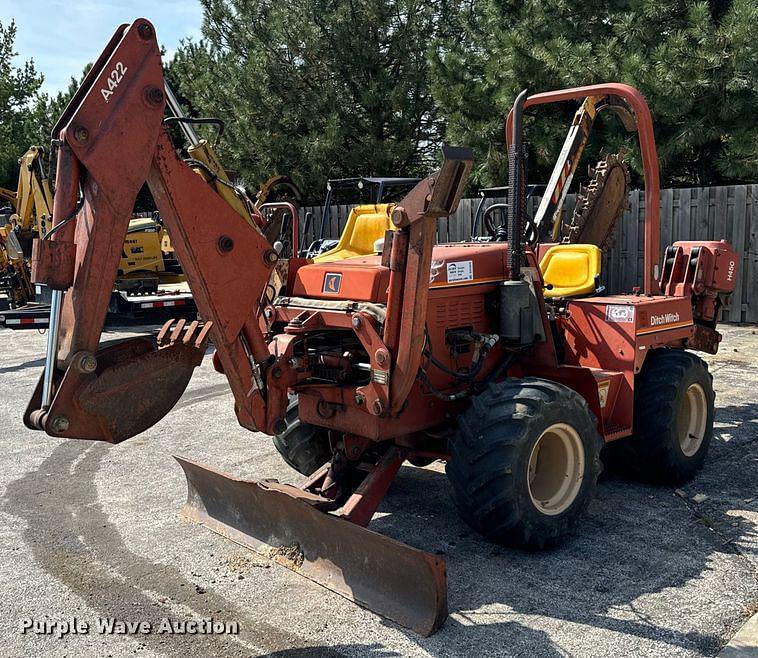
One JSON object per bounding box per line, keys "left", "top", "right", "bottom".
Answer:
{"left": 292, "top": 256, "right": 391, "bottom": 302}
{"left": 562, "top": 294, "right": 695, "bottom": 434}
{"left": 292, "top": 242, "right": 512, "bottom": 302}
{"left": 564, "top": 294, "right": 695, "bottom": 371}
{"left": 427, "top": 242, "right": 509, "bottom": 289}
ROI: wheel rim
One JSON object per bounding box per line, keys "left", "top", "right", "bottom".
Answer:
{"left": 527, "top": 423, "right": 585, "bottom": 516}
{"left": 678, "top": 383, "right": 708, "bottom": 457}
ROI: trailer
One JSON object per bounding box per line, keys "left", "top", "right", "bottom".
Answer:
{"left": 0, "top": 284, "right": 196, "bottom": 330}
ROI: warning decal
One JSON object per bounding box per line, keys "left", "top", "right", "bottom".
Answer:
{"left": 446, "top": 260, "right": 474, "bottom": 283}
{"left": 605, "top": 305, "right": 635, "bottom": 323}
{"left": 323, "top": 272, "right": 342, "bottom": 294}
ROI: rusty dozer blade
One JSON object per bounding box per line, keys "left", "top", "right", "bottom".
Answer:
{"left": 175, "top": 456, "right": 448, "bottom": 636}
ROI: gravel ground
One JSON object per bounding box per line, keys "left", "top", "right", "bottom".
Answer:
{"left": 0, "top": 323, "right": 756, "bottom": 657}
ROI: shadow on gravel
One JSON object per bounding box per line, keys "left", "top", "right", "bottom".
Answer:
{"left": 262, "top": 646, "right": 407, "bottom": 658}
{"left": 368, "top": 403, "right": 758, "bottom": 656}
{"left": 0, "top": 357, "right": 45, "bottom": 375}
{"left": 709, "top": 403, "right": 758, "bottom": 459}
{"left": 4, "top": 399, "right": 753, "bottom": 656}
{"left": 172, "top": 383, "right": 231, "bottom": 412}
{"left": 2, "top": 441, "right": 353, "bottom": 657}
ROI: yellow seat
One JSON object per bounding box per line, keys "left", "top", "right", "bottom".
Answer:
{"left": 539, "top": 244, "right": 601, "bottom": 298}
{"left": 313, "top": 203, "right": 393, "bottom": 262}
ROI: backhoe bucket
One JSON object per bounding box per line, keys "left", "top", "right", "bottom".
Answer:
{"left": 176, "top": 456, "right": 448, "bottom": 636}
{"left": 25, "top": 321, "right": 210, "bottom": 442}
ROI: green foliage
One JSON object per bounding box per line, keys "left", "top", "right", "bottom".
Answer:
{"left": 168, "top": 0, "right": 444, "bottom": 201}
{"left": 431, "top": 0, "right": 758, "bottom": 188}
{"left": 0, "top": 20, "right": 45, "bottom": 189}
{"left": 7, "top": 1, "right": 757, "bottom": 196}
{"left": 37, "top": 68, "right": 92, "bottom": 143}
{"left": 0, "top": 20, "right": 85, "bottom": 191}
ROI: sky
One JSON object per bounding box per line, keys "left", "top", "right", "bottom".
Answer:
{"left": 0, "top": 1, "right": 203, "bottom": 95}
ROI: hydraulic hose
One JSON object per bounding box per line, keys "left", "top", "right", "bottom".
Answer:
{"left": 508, "top": 88, "right": 528, "bottom": 280}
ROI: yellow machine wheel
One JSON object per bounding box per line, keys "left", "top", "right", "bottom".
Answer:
{"left": 527, "top": 422, "right": 586, "bottom": 516}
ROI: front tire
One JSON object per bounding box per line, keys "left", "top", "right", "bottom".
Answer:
{"left": 272, "top": 402, "right": 332, "bottom": 476}
{"left": 447, "top": 378, "right": 602, "bottom": 549}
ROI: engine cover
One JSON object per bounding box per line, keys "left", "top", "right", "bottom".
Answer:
{"left": 292, "top": 256, "right": 391, "bottom": 302}
{"left": 292, "top": 243, "right": 512, "bottom": 304}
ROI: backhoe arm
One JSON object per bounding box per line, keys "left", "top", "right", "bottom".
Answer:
{"left": 25, "top": 19, "right": 277, "bottom": 441}
{"left": 15, "top": 146, "right": 54, "bottom": 237}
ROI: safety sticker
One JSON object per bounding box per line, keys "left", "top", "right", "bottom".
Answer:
{"left": 446, "top": 260, "right": 473, "bottom": 283}
{"left": 429, "top": 259, "right": 444, "bottom": 283}
{"left": 605, "top": 305, "right": 635, "bottom": 323}
{"left": 323, "top": 272, "right": 342, "bottom": 294}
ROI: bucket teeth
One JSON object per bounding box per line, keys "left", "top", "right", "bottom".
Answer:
{"left": 170, "top": 318, "right": 186, "bottom": 344}
{"left": 157, "top": 318, "right": 213, "bottom": 349}
{"left": 182, "top": 320, "right": 199, "bottom": 344}
{"left": 157, "top": 319, "right": 173, "bottom": 344}
{"left": 193, "top": 322, "right": 213, "bottom": 349}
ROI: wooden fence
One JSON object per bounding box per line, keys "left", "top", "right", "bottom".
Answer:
{"left": 298, "top": 184, "right": 758, "bottom": 324}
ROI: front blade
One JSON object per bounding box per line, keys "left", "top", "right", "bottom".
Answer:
{"left": 175, "top": 456, "right": 448, "bottom": 636}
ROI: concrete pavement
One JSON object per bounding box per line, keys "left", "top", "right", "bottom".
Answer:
{"left": 0, "top": 324, "right": 756, "bottom": 657}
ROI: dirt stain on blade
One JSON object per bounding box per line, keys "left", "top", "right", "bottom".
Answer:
{"left": 175, "top": 455, "right": 448, "bottom": 637}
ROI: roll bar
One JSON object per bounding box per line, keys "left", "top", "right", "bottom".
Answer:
{"left": 505, "top": 83, "right": 660, "bottom": 294}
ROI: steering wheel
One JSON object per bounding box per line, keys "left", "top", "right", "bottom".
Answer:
{"left": 483, "top": 203, "right": 509, "bottom": 238}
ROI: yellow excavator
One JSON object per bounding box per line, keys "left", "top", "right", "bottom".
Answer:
{"left": 0, "top": 146, "right": 53, "bottom": 306}
{"left": 0, "top": 146, "right": 54, "bottom": 243}
{"left": 0, "top": 145, "right": 188, "bottom": 304}
{"left": 0, "top": 227, "right": 34, "bottom": 308}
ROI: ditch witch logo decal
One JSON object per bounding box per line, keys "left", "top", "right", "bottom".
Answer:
{"left": 650, "top": 312, "right": 680, "bottom": 326}
{"left": 323, "top": 272, "right": 342, "bottom": 294}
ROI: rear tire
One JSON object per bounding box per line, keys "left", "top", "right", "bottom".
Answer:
{"left": 272, "top": 402, "right": 332, "bottom": 476}
{"left": 627, "top": 349, "right": 714, "bottom": 484}
{"left": 447, "top": 378, "right": 602, "bottom": 549}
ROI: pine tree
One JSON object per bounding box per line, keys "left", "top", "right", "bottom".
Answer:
{"left": 431, "top": 0, "right": 758, "bottom": 188}
{"left": 168, "top": 0, "right": 445, "bottom": 201}
{"left": 0, "top": 20, "right": 87, "bottom": 190}
{"left": 0, "top": 20, "right": 45, "bottom": 189}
